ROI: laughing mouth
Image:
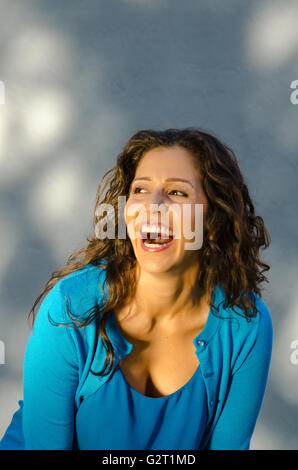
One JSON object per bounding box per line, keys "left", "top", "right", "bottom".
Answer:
{"left": 139, "top": 222, "right": 175, "bottom": 245}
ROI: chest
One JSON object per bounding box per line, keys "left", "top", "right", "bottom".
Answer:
{"left": 114, "top": 307, "right": 208, "bottom": 398}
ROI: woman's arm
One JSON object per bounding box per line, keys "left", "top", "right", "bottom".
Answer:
{"left": 22, "top": 283, "right": 79, "bottom": 450}
{"left": 204, "top": 301, "right": 273, "bottom": 450}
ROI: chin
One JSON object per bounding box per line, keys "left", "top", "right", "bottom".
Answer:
{"left": 137, "top": 260, "right": 178, "bottom": 274}
{"left": 134, "top": 250, "right": 181, "bottom": 274}
{"left": 130, "top": 238, "right": 186, "bottom": 273}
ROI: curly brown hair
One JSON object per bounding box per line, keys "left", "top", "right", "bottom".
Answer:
{"left": 28, "top": 127, "right": 270, "bottom": 377}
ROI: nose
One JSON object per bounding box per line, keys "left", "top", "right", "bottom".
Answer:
{"left": 144, "top": 188, "right": 170, "bottom": 214}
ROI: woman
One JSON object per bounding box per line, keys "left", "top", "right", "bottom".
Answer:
{"left": 0, "top": 127, "right": 273, "bottom": 450}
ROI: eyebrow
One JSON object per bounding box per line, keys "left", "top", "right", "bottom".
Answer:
{"left": 132, "top": 177, "right": 194, "bottom": 188}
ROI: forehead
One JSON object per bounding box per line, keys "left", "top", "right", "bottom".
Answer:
{"left": 135, "top": 145, "right": 200, "bottom": 178}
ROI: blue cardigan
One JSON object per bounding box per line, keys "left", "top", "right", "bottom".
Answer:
{"left": 0, "top": 260, "right": 273, "bottom": 450}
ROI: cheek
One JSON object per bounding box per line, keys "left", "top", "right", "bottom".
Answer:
{"left": 125, "top": 197, "right": 141, "bottom": 221}
{"left": 124, "top": 200, "right": 133, "bottom": 225}
{"left": 124, "top": 199, "right": 147, "bottom": 239}
{"left": 124, "top": 201, "right": 136, "bottom": 240}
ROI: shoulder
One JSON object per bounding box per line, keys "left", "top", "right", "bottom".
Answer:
{"left": 215, "top": 287, "right": 273, "bottom": 370}
{"left": 217, "top": 286, "right": 273, "bottom": 337}
{"left": 56, "top": 259, "right": 108, "bottom": 300}
{"left": 35, "top": 259, "right": 109, "bottom": 327}
{"left": 251, "top": 291, "right": 273, "bottom": 337}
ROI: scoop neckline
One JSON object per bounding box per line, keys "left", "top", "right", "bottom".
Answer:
{"left": 117, "top": 360, "right": 201, "bottom": 401}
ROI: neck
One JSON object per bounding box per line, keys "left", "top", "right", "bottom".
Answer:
{"left": 132, "top": 262, "right": 207, "bottom": 325}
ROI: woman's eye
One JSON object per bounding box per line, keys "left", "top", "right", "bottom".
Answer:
{"left": 132, "top": 187, "right": 188, "bottom": 197}
{"left": 133, "top": 187, "right": 146, "bottom": 194}
{"left": 169, "top": 190, "right": 188, "bottom": 197}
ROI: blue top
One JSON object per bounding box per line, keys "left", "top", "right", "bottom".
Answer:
{"left": 75, "top": 362, "right": 207, "bottom": 450}
{"left": 0, "top": 260, "right": 273, "bottom": 450}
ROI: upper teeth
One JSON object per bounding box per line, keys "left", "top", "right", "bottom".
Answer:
{"left": 141, "top": 224, "right": 173, "bottom": 237}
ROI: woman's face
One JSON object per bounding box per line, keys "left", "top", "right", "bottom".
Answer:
{"left": 124, "top": 145, "right": 209, "bottom": 273}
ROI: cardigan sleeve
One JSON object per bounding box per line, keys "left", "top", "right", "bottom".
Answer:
{"left": 21, "top": 283, "right": 79, "bottom": 450}
{"left": 204, "top": 300, "right": 273, "bottom": 450}
{"left": 0, "top": 400, "right": 25, "bottom": 450}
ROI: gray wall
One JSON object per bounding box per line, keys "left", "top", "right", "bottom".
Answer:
{"left": 0, "top": 0, "right": 298, "bottom": 449}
